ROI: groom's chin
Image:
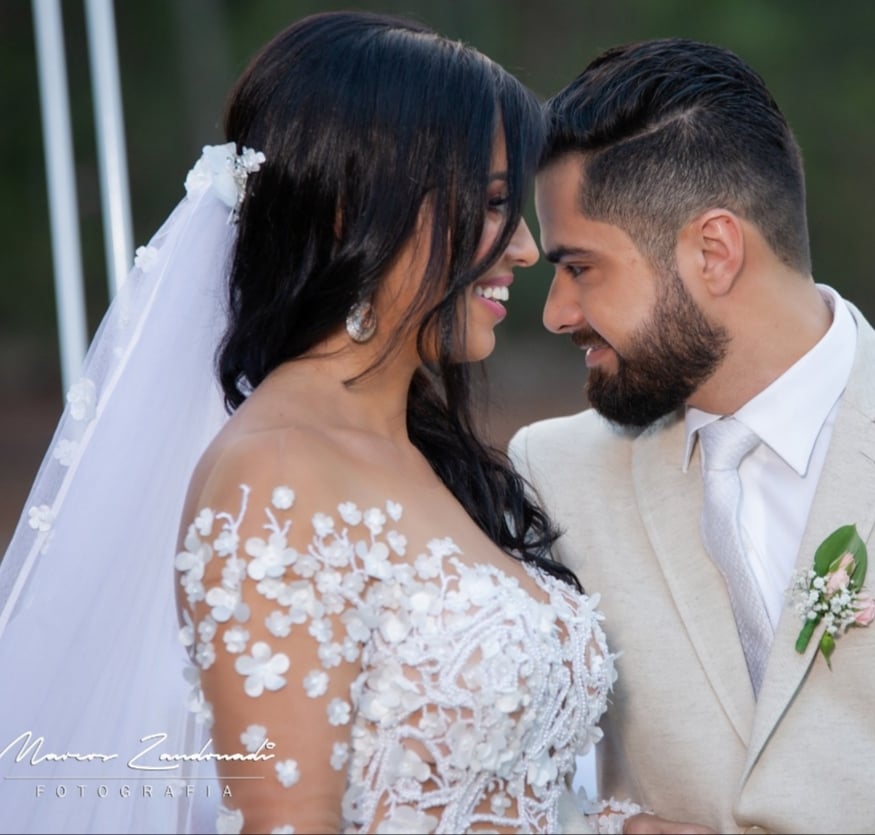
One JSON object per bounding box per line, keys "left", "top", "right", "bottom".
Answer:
{"left": 586, "top": 376, "right": 685, "bottom": 430}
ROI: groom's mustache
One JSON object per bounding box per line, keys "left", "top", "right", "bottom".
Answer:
{"left": 571, "top": 328, "right": 610, "bottom": 352}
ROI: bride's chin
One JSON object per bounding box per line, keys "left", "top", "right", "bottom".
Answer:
{"left": 455, "top": 321, "right": 499, "bottom": 363}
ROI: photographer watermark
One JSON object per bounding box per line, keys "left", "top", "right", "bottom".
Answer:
{"left": 1, "top": 729, "right": 273, "bottom": 801}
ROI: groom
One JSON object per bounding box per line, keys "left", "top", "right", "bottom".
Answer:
{"left": 511, "top": 38, "right": 875, "bottom": 834}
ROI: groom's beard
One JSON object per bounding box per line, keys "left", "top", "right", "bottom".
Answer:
{"left": 583, "top": 268, "right": 729, "bottom": 427}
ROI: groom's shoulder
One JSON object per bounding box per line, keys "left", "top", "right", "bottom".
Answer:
{"left": 509, "top": 407, "right": 643, "bottom": 464}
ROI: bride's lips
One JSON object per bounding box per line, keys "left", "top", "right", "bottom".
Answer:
{"left": 473, "top": 275, "right": 513, "bottom": 321}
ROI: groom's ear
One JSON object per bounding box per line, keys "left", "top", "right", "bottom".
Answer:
{"left": 677, "top": 209, "right": 744, "bottom": 298}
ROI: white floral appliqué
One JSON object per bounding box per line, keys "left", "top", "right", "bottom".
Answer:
{"left": 52, "top": 438, "right": 79, "bottom": 467}
{"left": 27, "top": 504, "right": 53, "bottom": 532}
{"left": 272, "top": 486, "right": 295, "bottom": 510}
{"left": 66, "top": 378, "right": 97, "bottom": 422}
{"left": 240, "top": 724, "right": 267, "bottom": 753}
{"left": 215, "top": 804, "right": 244, "bottom": 835}
{"left": 234, "top": 642, "right": 290, "bottom": 697}
{"left": 184, "top": 142, "right": 266, "bottom": 217}
{"left": 276, "top": 758, "right": 300, "bottom": 788}
{"left": 175, "top": 485, "right": 622, "bottom": 834}
{"left": 133, "top": 245, "right": 160, "bottom": 272}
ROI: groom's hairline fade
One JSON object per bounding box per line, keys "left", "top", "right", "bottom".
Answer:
{"left": 540, "top": 37, "right": 811, "bottom": 275}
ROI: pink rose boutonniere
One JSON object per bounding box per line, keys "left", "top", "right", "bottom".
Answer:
{"left": 789, "top": 524, "right": 873, "bottom": 667}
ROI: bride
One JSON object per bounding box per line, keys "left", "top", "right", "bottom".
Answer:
{"left": 0, "top": 10, "right": 708, "bottom": 835}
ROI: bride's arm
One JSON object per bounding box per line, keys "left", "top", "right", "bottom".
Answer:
{"left": 176, "top": 472, "right": 360, "bottom": 834}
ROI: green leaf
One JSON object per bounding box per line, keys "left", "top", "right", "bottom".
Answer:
{"left": 849, "top": 535, "right": 868, "bottom": 592}
{"left": 814, "top": 524, "right": 865, "bottom": 579}
{"left": 820, "top": 632, "right": 836, "bottom": 669}
{"left": 796, "top": 525, "right": 869, "bottom": 660}
{"left": 795, "top": 618, "right": 818, "bottom": 654}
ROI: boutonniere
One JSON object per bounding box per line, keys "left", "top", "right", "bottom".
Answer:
{"left": 789, "top": 524, "right": 874, "bottom": 667}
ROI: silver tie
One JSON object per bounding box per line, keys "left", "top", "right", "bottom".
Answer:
{"left": 699, "top": 417, "right": 773, "bottom": 697}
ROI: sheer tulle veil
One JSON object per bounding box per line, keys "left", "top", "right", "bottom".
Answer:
{"left": 0, "top": 146, "right": 258, "bottom": 833}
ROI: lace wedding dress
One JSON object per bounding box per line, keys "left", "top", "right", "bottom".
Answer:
{"left": 175, "top": 484, "right": 639, "bottom": 834}
{"left": 0, "top": 144, "right": 637, "bottom": 834}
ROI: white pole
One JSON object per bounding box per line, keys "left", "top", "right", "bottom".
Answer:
{"left": 31, "top": 0, "right": 88, "bottom": 393}
{"left": 85, "top": 0, "right": 133, "bottom": 298}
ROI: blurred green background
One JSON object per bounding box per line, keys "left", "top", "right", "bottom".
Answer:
{"left": 2, "top": 0, "right": 875, "bottom": 549}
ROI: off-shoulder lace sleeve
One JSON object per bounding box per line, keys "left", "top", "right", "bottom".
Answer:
{"left": 176, "top": 483, "right": 388, "bottom": 833}
{"left": 176, "top": 482, "right": 641, "bottom": 834}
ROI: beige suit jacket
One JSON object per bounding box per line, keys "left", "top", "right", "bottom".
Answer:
{"left": 509, "top": 304, "right": 875, "bottom": 834}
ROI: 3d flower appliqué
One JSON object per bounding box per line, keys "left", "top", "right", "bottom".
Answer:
{"left": 133, "top": 245, "right": 160, "bottom": 273}
{"left": 184, "top": 142, "right": 266, "bottom": 221}
{"left": 235, "top": 641, "right": 290, "bottom": 696}
{"left": 788, "top": 524, "right": 873, "bottom": 667}
{"left": 66, "top": 377, "right": 97, "bottom": 422}
{"left": 240, "top": 724, "right": 267, "bottom": 753}
{"left": 27, "top": 504, "right": 53, "bottom": 532}
{"left": 275, "top": 758, "right": 300, "bottom": 788}
{"left": 52, "top": 438, "right": 79, "bottom": 467}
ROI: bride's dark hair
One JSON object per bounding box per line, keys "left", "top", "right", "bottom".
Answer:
{"left": 218, "top": 11, "right": 577, "bottom": 589}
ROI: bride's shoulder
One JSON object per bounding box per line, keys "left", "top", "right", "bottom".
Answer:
{"left": 178, "top": 422, "right": 359, "bottom": 546}
{"left": 200, "top": 403, "right": 369, "bottom": 491}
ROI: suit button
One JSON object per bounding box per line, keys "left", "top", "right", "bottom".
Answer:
{"left": 743, "top": 828, "right": 769, "bottom": 834}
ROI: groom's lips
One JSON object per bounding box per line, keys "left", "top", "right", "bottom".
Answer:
{"left": 584, "top": 345, "right": 612, "bottom": 369}
{"left": 571, "top": 330, "right": 612, "bottom": 369}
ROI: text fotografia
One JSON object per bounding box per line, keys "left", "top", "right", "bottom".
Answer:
{"left": 0, "top": 731, "right": 275, "bottom": 772}
{"left": 35, "top": 782, "right": 233, "bottom": 799}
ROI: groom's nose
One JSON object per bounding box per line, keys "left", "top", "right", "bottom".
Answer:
{"left": 543, "top": 272, "right": 586, "bottom": 334}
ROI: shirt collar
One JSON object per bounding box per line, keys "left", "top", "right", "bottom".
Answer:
{"left": 683, "top": 285, "right": 857, "bottom": 474}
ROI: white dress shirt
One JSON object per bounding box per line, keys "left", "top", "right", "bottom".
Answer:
{"left": 683, "top": 285, "right": 857, "bottom": 628}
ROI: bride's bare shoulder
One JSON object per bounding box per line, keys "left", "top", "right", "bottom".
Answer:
{"left": 178, "top": 418, "right": 350, "bottom": 537}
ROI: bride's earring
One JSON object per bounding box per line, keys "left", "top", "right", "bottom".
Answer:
{"left": 345, "top": 299, "right": 377, "bottom": 343}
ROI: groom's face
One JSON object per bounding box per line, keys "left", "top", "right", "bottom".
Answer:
{"left": 534, "top": 155, "right": 728, "bottom": 427}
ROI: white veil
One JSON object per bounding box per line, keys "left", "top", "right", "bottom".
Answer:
{"left": 0, "top": 146, "right": 257, "bottom": 834}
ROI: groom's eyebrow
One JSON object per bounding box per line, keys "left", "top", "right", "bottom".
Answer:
{"left": 544, "top": 245, "right": 592, "bottom": 263}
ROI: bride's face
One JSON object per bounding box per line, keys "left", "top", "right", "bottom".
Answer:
{"left": 370, "top": 131, "right": 538, "bottom": 367}
{"left": 460, "top": 131, "right": 538, "bottom": 363}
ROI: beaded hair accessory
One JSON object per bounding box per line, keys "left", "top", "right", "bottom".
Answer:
{"left": 184, "top": 142, "right": 267, "bottom": 222}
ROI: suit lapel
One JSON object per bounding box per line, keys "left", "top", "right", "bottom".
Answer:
{"left": 743, "top": 309, "right": 875, "bottom": 781}
{"left": 633, "top": 413, "right": 756, "bottom": 745}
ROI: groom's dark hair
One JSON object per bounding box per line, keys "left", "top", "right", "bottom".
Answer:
{"left": 542, "top": 38, "right": 811, "bottom": 273}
